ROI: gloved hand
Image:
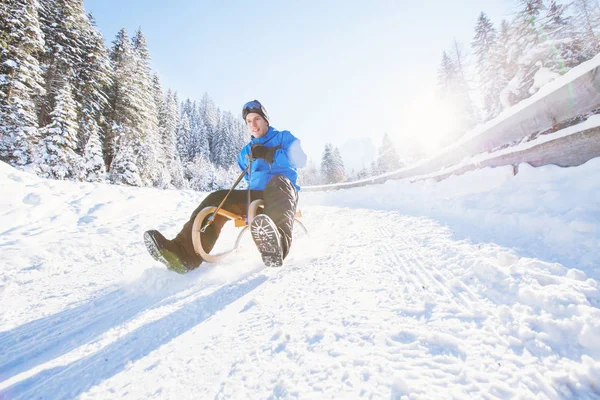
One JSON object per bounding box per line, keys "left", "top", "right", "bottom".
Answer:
{"left": 251, "top": 144, "right": 278, "bottom": 164}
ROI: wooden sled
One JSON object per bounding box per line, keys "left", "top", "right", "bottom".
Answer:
{"left": 191, "top": 199, "right": 308, "bottom": 263}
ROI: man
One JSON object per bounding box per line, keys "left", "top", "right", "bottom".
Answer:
{"left": 144, "top": 100, "right": 307, "bottom": 273}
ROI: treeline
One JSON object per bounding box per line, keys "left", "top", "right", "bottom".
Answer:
{"left": 300, "top": 133, "right": 403, "bottom": 185}
{"left": 437, "top": 0, "right": 600, "bottom": 143}
{"left": 0, "top": 0, "right": 248, "bottom": 191}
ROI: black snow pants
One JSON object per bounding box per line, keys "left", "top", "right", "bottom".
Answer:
{"left": 171, "top": 174, "right": 299, "bottom": 270}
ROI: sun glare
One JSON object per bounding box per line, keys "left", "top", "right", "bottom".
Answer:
{"left": 397, "top": 92, "right": 458, "bottom": 155}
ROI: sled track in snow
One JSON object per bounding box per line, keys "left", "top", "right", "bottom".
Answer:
{"left": 2, "top": 206, "right": 600, "bottom": 398}
{"left": 0, "top": 269, "right": 272, "bottom": 399}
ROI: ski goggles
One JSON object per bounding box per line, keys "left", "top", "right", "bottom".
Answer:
{"left": 243, "top": 100, "right": 262, "bottom": 113}
{"left": 242, "top": 100, "right": 268, "bottom": 122}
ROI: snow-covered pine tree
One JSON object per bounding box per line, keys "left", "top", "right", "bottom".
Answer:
{"left": 76, "top": 13, "right": 112, "bottom": 151}
{"left": 189, "top": 100, "right": 210, "bottom": 160}
{"left": 356, "top": 166, "right": 369, "bottom": 180}
{"left": 82, "top": 116, "right": 106, "bottom": 182}
{"left": 320, "top": 144, "right": 345, "bottom": 184}
{"left": 437, "top": 41, "right": 478, "bottom": 143}
{"left": 185, "top": 155, "right": 216, "bottom": 191}
{"left": 377, "top": 133, "right": 402, "bottom": 173}
{"left": 110, "top": 143, "right": 142, "bottom": 186}
{"left": 38, "top": 0, "right": 85, "bottom": 127}
{"left": 436, "top": 51, "right": 456, "bottom": 95}
{"left": 131, "top": 28, "right": 162, "bottom": 187}
{"left": 233, "top": 115, "right": 249, "bottom": 151}
{"left": 529, "top": 0, "right": 584, "bottom": 95}
{"left": 370, "top": 160, "right": 379, "bottom": 177}
{"left": 35, "top": 80, "right": 83, "bottom": 180}
{"left": 212, "top": 111, "right": 238, "bottom": 168}
{"left": 472, "top": 12, "right": 501, "bottom": 121}
{"left": 106, "top": 28, "right": 143, "bottom": 185}
{"left": 332, "top": 147, "right": 346, "bottom": 183}
{"left": 199, "top": 93, "right": 221, "bottom": 161}
{"left": 493, "top": 19, "right": 520, "bottom": 110}
{"left": 161, "top": 90, "right": 186, "bottom": 188}
{"left": 320, "top": 143, "right": 334, "bottom": 184}
{"left": 0, "top": 0, "right": 46, "bottom": 165}
{"left": 572, "top": 0, "right": 600, "bottom": 61}
{"left": 508, "top": 0, "right": 550, "bottom": 102}
{"left": 150, "top": 73, "right": 171, "bottom": 187}
{"left": 176, "top": 104, "right": 193, "bottom": 162}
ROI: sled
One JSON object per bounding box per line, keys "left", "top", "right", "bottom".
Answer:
{"left": 191, "top": 199, "right": 308, "bottom": 263}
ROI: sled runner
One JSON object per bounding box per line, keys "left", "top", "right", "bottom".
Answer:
{"left": 191, "top": 199, "right": 308, "bottom": 263}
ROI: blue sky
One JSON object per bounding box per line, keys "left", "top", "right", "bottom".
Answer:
{"left": 84, "top": 0, "right": 514, "bottom": 161}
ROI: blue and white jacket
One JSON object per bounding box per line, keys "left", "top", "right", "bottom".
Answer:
{"left": 238, "top": 126, "right": 307, "bottom": 191}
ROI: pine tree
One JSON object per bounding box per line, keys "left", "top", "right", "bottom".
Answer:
{"left": 106, "top": 28, "right": 143, "bottom": 185}
{"left": 82, "top": 117, "right": 106, "bottom": 182}
{"left": 377, "top": 133, "right": 402, "bottom": 173}
{"left": 472, "top": 12, "right": 501, "bottom": 121}
{"left": 320, "top": 144, "right": 345, "bottom": 184}
{"left": 199, "top": 93, "right": 220, "bottom": 160}
{"left": 332, "top": 147, "right": 346, "bottom": 183}
{"left": 189, "top": 100, "right": 210, "bottom": 160}
{"left": 0, "top": 0, "right": 46, "bottom": 165}
{"left": 510, "top": 0, "right": 550, "bottom": 102}
{"left": 212, "top": 112, "right": 238, "bottom": 168}
{"left": 573, "top": 0, "right": 600, "bottom": 61}
{"left": 38, "top": 0, "right": 86, "bottom": 126}
{"left": 370, "top": 160, "right": 379, "bottom": 177}
{"left": 177, "top": 106, "right": 192, "bottom": 162}
{"left": 160, "top": 89, "right": 185, "bottom": 188}
{"left": 185, "top": 155, "right": 216, "bottom": 191}
{"left": 232, "top": 116, "right": 249, "bottom": 151}
{"left": 436, "top": 51, "right": 456, "bottom": 95}
{"left": 542, "top": 1, "right": 581, "bottom": 71}
{"left": 132, "top": 28, "right": 161, "bottom": 186}
{"left": 493, "top": 19, "right": 520, "bottom": 110}
{"left": 110, "top": 144, "right": 142, "bottom": 186}
{"left": 35, "top": 80, "right": 83, "bottom": 180}
{"left": 76, "top": 13, "right": 112, "bottom": 151}
{"left": 437, "top": 41, "right": 478, "bottom": 142}
{"left": 320, "top": 144, "right": 334, "bottom": 184}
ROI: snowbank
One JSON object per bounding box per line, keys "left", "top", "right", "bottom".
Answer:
{"left": 303, "top": 158, "right": 600, "bottom": 274}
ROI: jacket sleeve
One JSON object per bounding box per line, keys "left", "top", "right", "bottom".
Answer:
{"left": 238, "top": 144, "right": 251, "bottom": 182}
{"left": 273, "top": 131, "right": 307, "bottom": 169}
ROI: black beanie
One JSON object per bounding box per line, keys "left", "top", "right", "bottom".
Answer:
{"left": 242, "top": 100, "right": 269, "bottom": 123}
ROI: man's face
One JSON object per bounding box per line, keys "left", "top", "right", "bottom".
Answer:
{"left": 245, "top": 113, "right": 269, "bottom": 138}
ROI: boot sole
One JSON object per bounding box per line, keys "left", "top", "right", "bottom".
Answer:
{"left": 250, "top": 215, "right": 283, "bottom": 268}
{"left": 143, "top": 231, "right": 188, "bottom": 274}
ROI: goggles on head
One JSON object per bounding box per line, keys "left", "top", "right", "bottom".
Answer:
{"left": 242, "top": 100, "right": 268, "bottom": 122}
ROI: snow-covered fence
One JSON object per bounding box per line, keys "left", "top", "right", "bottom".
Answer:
{"left": 304, "top": 54, "right": 600, "bottom": 192}
{"left": 414, "top": 124, "right": 600, "bottom": 183}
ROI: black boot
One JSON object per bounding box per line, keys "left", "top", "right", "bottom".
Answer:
{"left": 250, "top": 215, "right": 283, "bottom": 267}
{"left": 143, "top": 230, "right": 189, "bottom": 274}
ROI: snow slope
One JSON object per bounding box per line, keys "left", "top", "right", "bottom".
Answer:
{"left": 1, "top": 160, "right": 599, "bottom": 399}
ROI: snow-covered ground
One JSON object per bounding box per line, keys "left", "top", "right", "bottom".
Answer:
{"left": 1, "top": 159, "right": 599, "bottom": 399}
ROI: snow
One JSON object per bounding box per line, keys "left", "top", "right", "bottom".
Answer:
{"left": 531, "top": 65, "right": 561, "bottom": 94}
{"left": 1, "top": 157, "right": 599, "bottom": 399}
{"left": 2, "top": 60, "right": 18, "bottom": 69}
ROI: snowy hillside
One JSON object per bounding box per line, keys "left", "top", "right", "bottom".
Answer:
{"left": 1, "top": 159, "right": 600, "bottom": 399}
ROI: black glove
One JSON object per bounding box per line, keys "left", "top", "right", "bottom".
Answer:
{"left": 251, "top": 144, "right": 278, "bottom": 164}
